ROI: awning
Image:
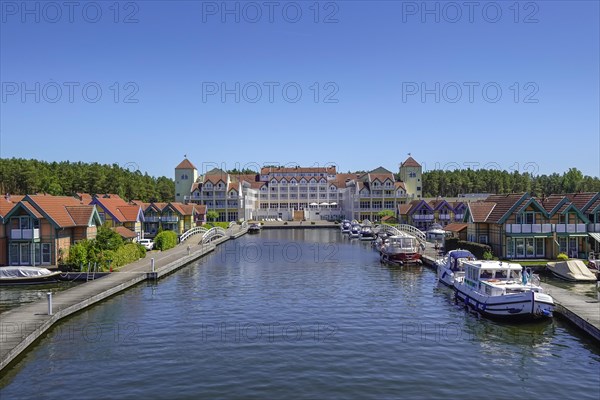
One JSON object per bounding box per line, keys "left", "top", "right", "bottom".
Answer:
{"left": 320, "top": 202, "right": 329, "bottom": 206}
{"left": 330, "top": 202, "right": 337, "bottom": 206}
{"left": 309, "top": 202, "right": 318, "bottom": 206}
{"left": 590, "top": 232, "right": 600, "bottom": 244}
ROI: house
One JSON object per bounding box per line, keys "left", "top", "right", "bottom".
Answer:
{"left": 398, "top": 199, "right": 435, "bottom": 230}
{"left": 2, "top": 194, "right": 102, "bottom": 266}
{"left": 90, "top": 194, "right": 144, "bottom": 240}
{"left": 465, "top": 192, "right": 598, "bottom": 259}
{"left": 136, "top": 201, "right": 206, "bottom": 237}
{"left": 443, "top": 222, "right": 468, "bottom": 241}
{"left": 0, "top": 194, "right": 24, "bottom": 265}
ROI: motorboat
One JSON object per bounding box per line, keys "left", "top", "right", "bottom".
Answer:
{"left": 453, "top": 260, "right": 554, "bottom": 320}
{"left": 373, "top": 232, "right": 388, "bottom": 251}
{"left": 248, "top": 223, "right": 262, "bottom": 234}
{"left": 359, "top": 226, "right": 375, "bottom": 240}
{"left": 340, "top": 221, "right": 351, "bottom": 234}
{"left": 0, "top": 266, "right": 63, "bottom": 285}
{"left": 546, "top": 260, "right": 597, "bottom": 282}
{"left": 436, "top": 249, "right": 476, "bottom": 287}
{"left": 588, "top": 252, "right": 600, "bottom": 274}
{"left": 426, "top": 224, "right": 446, "bottom": 242}
{"left": 379, "top": 235, "right": 422, "bottom": 265}
{"left": 349, "top": 223, "right": 361, "bottom": 239}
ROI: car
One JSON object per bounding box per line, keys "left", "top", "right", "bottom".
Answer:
{"left": 138, "top": 239, "right": 154, "bottom": 250}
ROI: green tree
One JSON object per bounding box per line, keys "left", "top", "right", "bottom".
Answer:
{"left": 206, "top": 210, "right": 219, "bottom": 222}
{"left": 94, "top": 224, "right": 124, "bottom": 251}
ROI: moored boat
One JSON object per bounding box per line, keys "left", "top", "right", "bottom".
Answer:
{"left": 379, "top": 235, "right": 422, "bottom": 265}
{"left": 453, "top": 260, "right": 554, "bottom": 320}
{"left": 248, "top": 223, "right": 262, "bottom": 234}
{"left": 436, "top": 249, "right": 476, "bottom": 287}
{"left": 0, "top": 266, "right": 63, "bottom": 285}
{"left": 349, "top": 224, "right": 361, "bottom": 238}
{"left": 546, "top": 260, "right": 597, "bottom": 282}
{"left": 359, "top": 226, "right": 375, "bottom": 240}
{"left": 340, "top": 221, "right": 351, "bottom": 234}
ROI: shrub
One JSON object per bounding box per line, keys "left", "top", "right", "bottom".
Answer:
{"left": 557, "top": 253, "right": 569, "bottom": 261}
{"left": 482, "top": 250, "right": 494, "bottom": 260}
{"left": 67, "top": 241, "right": 88, "bottom": 267}
{"left": 311, "top": 221, "right": 315, "bottom": 225}
{"left": 154, "top": 230, "right": 178, "bottom": 251}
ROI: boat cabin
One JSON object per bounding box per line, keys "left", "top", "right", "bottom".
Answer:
{"left": 462, "top": 261, "right": 535, "bottom": 296}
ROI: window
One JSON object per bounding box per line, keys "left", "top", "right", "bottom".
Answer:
{"left": 535, "top": 238, "right": 545, "bottom": 257}
{"left": 479, "top": 235, "right": 488, "bottom": 244}
{"left": 516, "top": 238, "right": 525, "bottom": 257}
{"left": 409, "top": 172, "right": 416, "bottom": 178}
{"left": 417, "top": 187, "right": 421, "bottom": 191}
{"left": 506, "top": 239, "right": 515, "bottom": 258}
{"left": 42, "top": 243, "right": 51, "bottom": 264}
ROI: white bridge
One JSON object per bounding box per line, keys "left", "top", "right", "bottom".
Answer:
{"left": 374, "top": 224, "right": 426, "bottom": 244}
{"left": 179, "top": 221, "right": 249, "bottom": 245}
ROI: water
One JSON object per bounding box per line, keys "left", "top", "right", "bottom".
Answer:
{"left": 0, "top": 280, "right": 82, "bottom": 314}
{"left": 1, "top": 230, "right": 599, "bottom": 399}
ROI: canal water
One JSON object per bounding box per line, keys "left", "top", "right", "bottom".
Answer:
{"left": 1, "top": 230, "right": 599, "bottom": 399}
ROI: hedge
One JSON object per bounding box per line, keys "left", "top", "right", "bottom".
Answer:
{"left": 444, "top": 237, "right": 492, "bottom": 259}
{"left": 155, "top": 230, "right": 178, "bottom": 251}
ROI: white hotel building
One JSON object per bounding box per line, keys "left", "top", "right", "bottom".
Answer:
{"left": 175, "top": 158, "right": 422, "bottom": 222}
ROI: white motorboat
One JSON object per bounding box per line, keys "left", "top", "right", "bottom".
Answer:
{"left": 379, "top": 235, "right": 423, "bottom": 265}
{"left": 359, "top": 226, "right": 375, "bottom": 240}
{"left": 349, "top": 223, "right": 361, "bottom": 239}
{"left": 453, "top": 260, "right": 554, "bottom": 320}
{"left": 546, "top": 260, "right": 597, "bottom": 282}
{"left": 340, "top": 221, "right": 351, "bottom": 234}
{"left": 0, "top": 266, "right": 63, "bottom": 285}
{"left": 436, "top": 249, "right": 476, "bottom": 287}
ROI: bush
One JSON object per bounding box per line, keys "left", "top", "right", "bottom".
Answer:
{"left": 67, "top": 241, "right": 88, "bottom": 268}
{"left": 311, "top": 221, "right": 315, "bottom": 225}
{"left": 155, "top": 230, "right": 178, "bottom": 251}
{"left": 557, "top": 253, "right": 569, "bottom": 261}
{"left": 444, "top": 238, "right": 491, "bottom": 259}
{"left": 482, "top": 250, "right": 494, "bottom": 260}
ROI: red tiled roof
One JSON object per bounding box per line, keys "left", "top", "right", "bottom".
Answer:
{"left": 113, "top": 226, "right": 138, "bottom": 239}
{"left": 484, "top": 194, "right": 526, "bottom": 223}
{"left": 76, "top": 193, "right": 93, "bottom": 203}
{"left": 398, "top": 203, "right": 412, "bottom": 215}
{"left": 394, "top": 182, "right": 406, "bottom": 191}
{"left": 65, "top": 206, "right": 95, "bottom": 226}
{"left": 537, "top": 195, "right": 566, "bottom": 214}
{"left": 0, "top": 195, "right": 24, "bottom": 218}
{"left": 175, "top": 159, "right": 197, "bottom": 170}
{"left": 27, "top": 195, "right": 93, "bottom": 227}
{"left": 195, "top": 205, "right": 207, "bottom": 215}
{"left": 401, "top": 156, "right": 421, "bottom": 168}
{"left": 93, "top": 197, "right": 141, "bottom": 223}
{"left": 468, "top": 202, "right": 496, "bottom": 223}
{"left": 260, "top": 166, "right": 337, "bottom": 175}
{"left": 21, "top": 201, "right": 44, "bottom": 219}
{"left": 444, "top": 222, "right": 468, "bottom": 232}
{"left": 564, "top": 193, "right": 598, "bottom": 212}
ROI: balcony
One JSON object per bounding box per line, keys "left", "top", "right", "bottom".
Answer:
{"left": 439, "top": 214, "right": 451, "bottom": 220}
{"left": 145, "top": 216, "right": 160, "bottom": 222}
{"left": 454, "top": 214, "right": 464, "bottom": 221}
{"left": 413, "top": 214, "right": 434, "bottom": 221}
{"left": 589, "top": 223, "right": 600, "bottom": 232}
{"left": 555, "top": 224, "right": 587, "bottom": 233}
{"left": 10, "top": 228, "right": 40, "bottom": 240}
{"left": 505, "top": 224, "right": 552, "bottom": 234}
{"left": 162, "top": 216, "right": 179, "bottom": 223}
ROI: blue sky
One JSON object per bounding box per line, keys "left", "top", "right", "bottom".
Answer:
{"left": 1, "top": 1, "right": 599, "bottom": 178}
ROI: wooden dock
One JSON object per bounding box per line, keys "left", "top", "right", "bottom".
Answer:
{"left": 540, "top": 282, "right": 600, "bottom": 342}
{"left": 0, "top": 226, "right": 246, "bottom": 373}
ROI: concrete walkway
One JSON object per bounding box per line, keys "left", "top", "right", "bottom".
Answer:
{"left": 0, "top": 226, "right": 246, "bottom": 372}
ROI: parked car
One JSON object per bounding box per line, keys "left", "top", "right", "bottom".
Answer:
{"left": 139, "top": 239, "right": 154, "bottom": 250}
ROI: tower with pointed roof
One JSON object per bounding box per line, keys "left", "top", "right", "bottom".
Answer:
{"left": 175, "top": 158, "right": 198, "bottom": 202}
{"left": 399, "top": 155, "right": 422, "bottom": 199}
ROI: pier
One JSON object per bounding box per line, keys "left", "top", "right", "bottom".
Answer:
{"left": 0, "top": 225, "right": 247, "bottom": 373}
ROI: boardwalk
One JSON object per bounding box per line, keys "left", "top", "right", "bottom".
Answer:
{"left": 540, "top": 282, "right": 600, "bottom": 342}
{"left": 0, "top": 226, "right": 245, "bottom": 372}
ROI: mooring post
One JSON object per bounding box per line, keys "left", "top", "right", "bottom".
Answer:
{"left": 151, "top": 257, "right": 155, "bottom": 272}
{"left": 47, "top": 292, "right": 53, "bottom": 315}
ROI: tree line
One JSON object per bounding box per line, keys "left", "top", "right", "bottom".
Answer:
{"left": 0, "top": 158, "right": 174, "bottom": 202}
{"left": 417, "top": 168, "right": 600, "bottom": 197}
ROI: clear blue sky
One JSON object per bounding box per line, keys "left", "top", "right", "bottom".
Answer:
{"left": 1, "top": 1, "right": 599, "bottom": 178}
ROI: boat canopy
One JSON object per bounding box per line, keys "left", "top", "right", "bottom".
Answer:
{"left": 449, "top": 250, "right": 475, "bottom": 260}
{"left": 0, "top": 266, "right": 55, "bottom": 279}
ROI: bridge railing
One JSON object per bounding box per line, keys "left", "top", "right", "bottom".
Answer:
{"left": 201, "top": 227, "right": 227, "bottom": 244}
{"left": 180, "top": 226, "right": 208, "bottom": 243}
